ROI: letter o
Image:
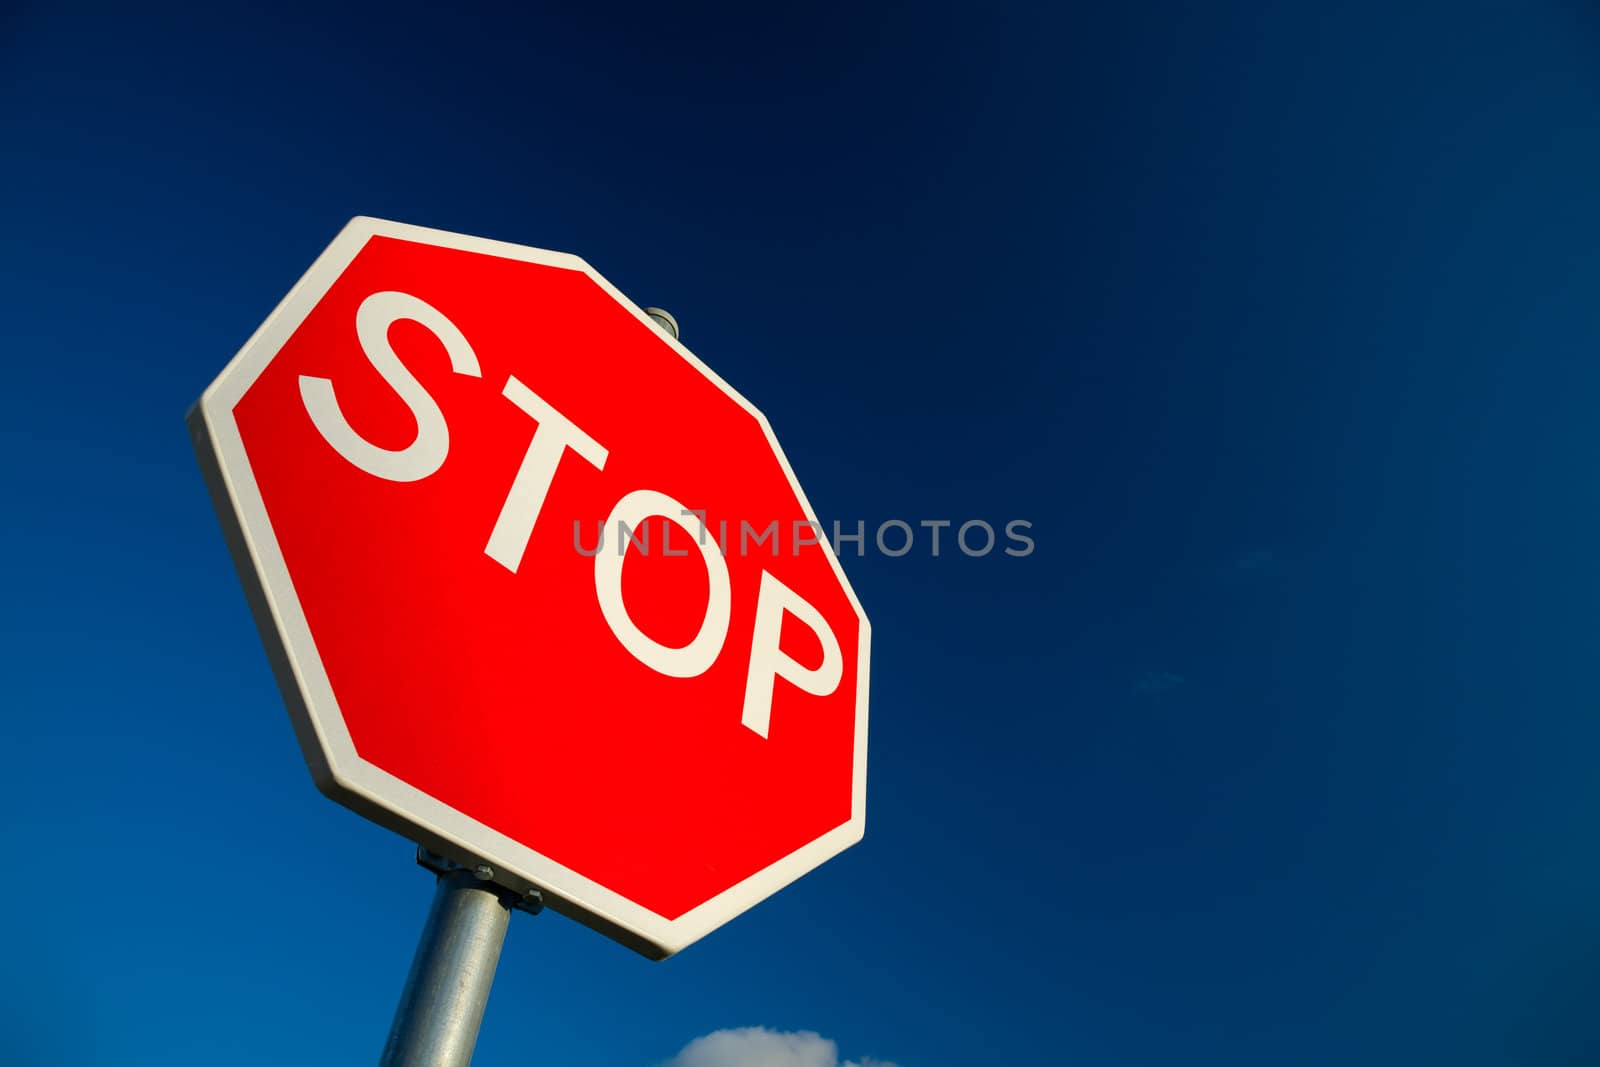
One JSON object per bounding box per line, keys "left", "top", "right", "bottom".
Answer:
{"left": 594, "top": 489, "right": 731, "bottom": 678}
{"left": 958, "top": 519, "right": 996, "bottom": 557}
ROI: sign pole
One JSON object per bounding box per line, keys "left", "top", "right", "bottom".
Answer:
{"left": 379, "top": 304, "right": 682, "bottom": 1066}
{"left": 379, "top": 851, "right": 527, "bottom": 1067}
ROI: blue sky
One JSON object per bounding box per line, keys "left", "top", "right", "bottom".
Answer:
{"left": 7, "top": 2, "right": 1600, "bottom": 1064}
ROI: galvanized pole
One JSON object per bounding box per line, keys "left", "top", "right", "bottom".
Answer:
{"left": 379, "top": 306, "right": 679, "bottom": 1067}
{"left": 644, "top": 306, "right": 680, "bottom": 339}
{"left": 380, "top": 863, "right": 515, "bottom": 1067}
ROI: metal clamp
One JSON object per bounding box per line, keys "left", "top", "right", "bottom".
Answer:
{"left": 416, "top": 846, "right": 544, "bottom": 915}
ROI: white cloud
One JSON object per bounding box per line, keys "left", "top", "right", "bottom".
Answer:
{"left": 661, "top": 1026, "right": 899, "bottom": 1067}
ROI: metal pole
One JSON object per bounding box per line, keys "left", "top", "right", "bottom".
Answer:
{"left": 380, "top": 868, "right": 514, "bottom": 1067}
{"left": 644, "top": 306, "right": 680, "bottom": 339}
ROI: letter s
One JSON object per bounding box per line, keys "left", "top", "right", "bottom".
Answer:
{"left": 299, "top": 291, "right": 482, "bottom": 482}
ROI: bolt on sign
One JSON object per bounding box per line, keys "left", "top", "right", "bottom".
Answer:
{"left": 189, "top": 218, "right": 870, "bottom": 958}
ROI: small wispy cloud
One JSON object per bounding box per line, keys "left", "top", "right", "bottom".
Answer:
{"left": 1132, "top": 670, "right": 1186, "bottom": 696}
{"left": 660, "top": 1027, "right": 899, "bottom": 1067}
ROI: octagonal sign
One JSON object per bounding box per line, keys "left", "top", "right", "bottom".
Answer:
{"left": 189, "top": 217, "right": 869, "bottom": 958}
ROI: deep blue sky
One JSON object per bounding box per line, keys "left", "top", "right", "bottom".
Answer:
{"left": 7, "top": 2, "right": 1600, "bottom": 1064}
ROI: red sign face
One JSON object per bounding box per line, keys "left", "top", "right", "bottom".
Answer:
{"left": 190, "top": 218, "right": 870, "bottom": 958}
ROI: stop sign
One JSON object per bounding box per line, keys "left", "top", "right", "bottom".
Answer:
{"left": 189, "top": 217, "right": 870, "bottom": 958}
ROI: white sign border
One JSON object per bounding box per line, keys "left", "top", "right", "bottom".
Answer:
{"left": 188, "top": 216, "right": 871, "bottom": 959}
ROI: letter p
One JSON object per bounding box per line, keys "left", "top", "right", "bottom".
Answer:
{"left": 741, "top": 570, "right": 843, "bottom": 738}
